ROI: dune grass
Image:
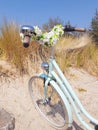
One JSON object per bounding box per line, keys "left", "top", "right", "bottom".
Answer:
{"left": 55, "top": 35, "right": 98, "bottom": 77}
{"left": 0, "top": 21, "right": 40, "bottom": 74}
{"left": 0, "top": 22, "right": 98, "bottom": 76}
{"left": 69, "top": 43, "right": 98, "bottom": 76}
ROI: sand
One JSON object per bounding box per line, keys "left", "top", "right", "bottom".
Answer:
{"left": 0, "top": 61, "right": 98, "bottom": 130}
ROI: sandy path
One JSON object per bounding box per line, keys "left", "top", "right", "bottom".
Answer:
{"left": 0, "top": 62, "right": 98, "bottom": 130}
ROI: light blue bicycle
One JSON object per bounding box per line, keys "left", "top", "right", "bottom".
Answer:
{"left": 20, "top": 25, "right": 98, "bottom": 130}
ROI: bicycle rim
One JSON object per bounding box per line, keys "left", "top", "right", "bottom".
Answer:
{"left": 29, "top": 76, "right": 69, "bottom": 129}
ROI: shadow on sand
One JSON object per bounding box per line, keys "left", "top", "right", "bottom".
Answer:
{"left": 68, "top": 121, "right": 84, "bottom": 130}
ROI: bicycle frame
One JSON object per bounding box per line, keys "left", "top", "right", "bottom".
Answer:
{"left": 39, "top": 46, "right": 98, "bottom": 130}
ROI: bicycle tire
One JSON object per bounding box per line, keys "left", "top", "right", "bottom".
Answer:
{"left": 28, "top": 75, "right": 69, "bottom": 129}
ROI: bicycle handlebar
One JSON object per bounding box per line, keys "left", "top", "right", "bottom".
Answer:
{"left": 20, "top": 24, "right": 86, "bottom": 48}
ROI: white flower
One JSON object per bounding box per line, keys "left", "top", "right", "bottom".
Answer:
{"left": 34, "top": 26, "right": 42, "bottom": 36}
{"left": 47, "top": 31, "right": 54, "bottom": 39}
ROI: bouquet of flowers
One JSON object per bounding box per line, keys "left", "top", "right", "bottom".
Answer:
{"left": 34, "top": 24, "right": 64, "bottom": 46}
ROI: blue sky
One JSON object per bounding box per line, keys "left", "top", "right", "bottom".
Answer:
{"left": 0, "top": 0, "right": 98, "bottom": 28}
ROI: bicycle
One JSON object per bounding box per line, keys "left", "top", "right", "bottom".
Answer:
{"left": 20, "top": 25, "right": 98, "bottom": 130}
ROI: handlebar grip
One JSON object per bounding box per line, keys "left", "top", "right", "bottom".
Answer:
{"left": 74, "top": 28, "right": 86, "bottom": 32}
{"left": 64, "top": 25, "right": 86, "bottom": 32}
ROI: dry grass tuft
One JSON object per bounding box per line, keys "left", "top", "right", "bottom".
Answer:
{"left": 0, "top": 21, "right": 41, "bottom": 74}
{"left": 55, "top": 35, "right": 98, "bottom": 77}
{"left": 69, "top": 43, "right": 98, "bottom": 76}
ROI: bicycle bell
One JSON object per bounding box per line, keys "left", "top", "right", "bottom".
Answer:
{"left": 20, "top": 25, "right": 35, "bottom": 48}
{"left": 41, "top": 62, "right": 49, "bottom": 72}
{"left": 20, "top": 25, "right": 35, "bottom": 36}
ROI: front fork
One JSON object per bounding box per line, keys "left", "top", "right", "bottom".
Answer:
{"left": 39, "top": 73, "right": 54, "bottom": 104}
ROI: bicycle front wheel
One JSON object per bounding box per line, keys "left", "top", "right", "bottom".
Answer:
{"left": 29, "top": 75, "right": 69, "bottom": 129}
